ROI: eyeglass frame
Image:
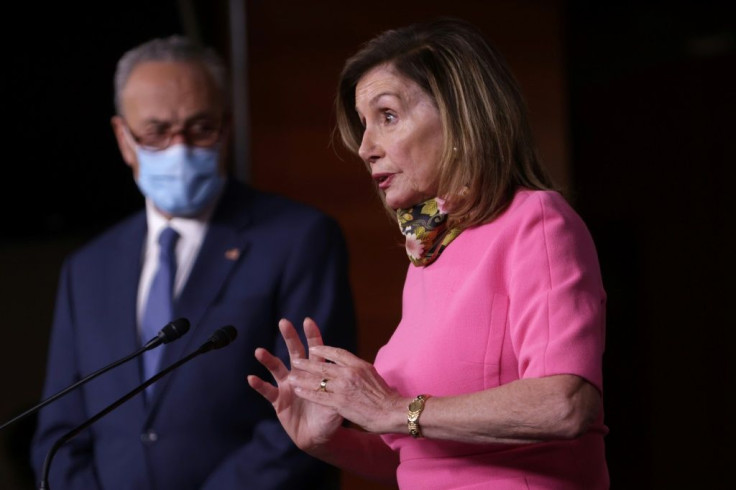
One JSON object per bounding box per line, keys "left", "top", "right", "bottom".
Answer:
{"left": 120, "top": 115, "right": 226, "bottom": 152}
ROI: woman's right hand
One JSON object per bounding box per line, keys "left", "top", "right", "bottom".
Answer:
{"left": 247, "top": 317, "right": 345, "bottom": 453}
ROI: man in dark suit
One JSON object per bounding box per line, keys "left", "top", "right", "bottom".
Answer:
{"left": 30, "top": 35, "right": 356, "bottom": 489}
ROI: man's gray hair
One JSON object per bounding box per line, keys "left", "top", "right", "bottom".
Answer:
{"left": 113, "top": 35, "right": 229, "bottom": 115}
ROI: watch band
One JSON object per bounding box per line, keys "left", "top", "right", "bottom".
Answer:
{"left": 407, "top": 394, "right": 430, "bottom": 438}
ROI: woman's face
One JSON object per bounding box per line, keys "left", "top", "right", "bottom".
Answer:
{"left": 355, "top": 64, "right": 444, "bottom": 210}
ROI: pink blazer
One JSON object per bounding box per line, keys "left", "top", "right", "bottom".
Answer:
{"left": 375, "top": 189, "right": 609, "bottom": 489}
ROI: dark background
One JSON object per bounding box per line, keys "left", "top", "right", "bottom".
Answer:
{"left": 1, "top": 1, "right": 734, "bottom": 488}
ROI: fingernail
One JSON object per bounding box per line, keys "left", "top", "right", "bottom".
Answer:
{"left": 292, "top": 359, "right": 303, "bottom": 366}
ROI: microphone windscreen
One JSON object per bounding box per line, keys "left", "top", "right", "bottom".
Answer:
{"left": 161, "top": 318, "right": 191, "bottom": 344}
{"left": 208, "top": 326, "right": 238, "bottom": 349}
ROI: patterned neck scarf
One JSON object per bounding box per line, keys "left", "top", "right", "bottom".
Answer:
{"left": 396, "top": 198, "right": 462, "bottom": 267}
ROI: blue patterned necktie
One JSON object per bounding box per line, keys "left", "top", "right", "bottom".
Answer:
{"left": 141, "top": 226, "right": 179, "bottom": 397}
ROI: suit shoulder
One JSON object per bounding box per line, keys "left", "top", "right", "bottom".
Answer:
{"left": 66, "top": 211, "right": 145, "bottom": 264}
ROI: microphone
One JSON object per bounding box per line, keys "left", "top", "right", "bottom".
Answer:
{"left": 142, "top": 317, "right": 191, "bottom": 350}
{"left": 39, "top": 326, "right": 238, "bottom": 490}
{"left": 0, "top": 318, "right": 190, "bottom": 432}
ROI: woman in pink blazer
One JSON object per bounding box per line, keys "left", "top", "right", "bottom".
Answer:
{"left": 249, "top": 17, "right": 609, "bottom": 489}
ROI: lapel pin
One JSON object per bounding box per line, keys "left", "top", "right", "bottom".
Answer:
{"left": 225, "top": 248, "right": 240, "bottom": 261}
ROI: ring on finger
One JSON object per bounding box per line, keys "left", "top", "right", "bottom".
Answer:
{"left": 318, "top": 378, "right": 329, "bottom": 392}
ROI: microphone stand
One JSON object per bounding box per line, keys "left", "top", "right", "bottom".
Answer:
{"left": 1, "top": 318, "right": 189, "bottom": 431}
{"left": 39, "top": 326, "right": 236, "bottom": 490}
{"left": 2, "top": 345, "right": 147, "bottom": 432}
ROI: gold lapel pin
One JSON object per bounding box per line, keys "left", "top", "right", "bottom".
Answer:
{"left": 225, "top": 248, "right": 240, "bottom": 261}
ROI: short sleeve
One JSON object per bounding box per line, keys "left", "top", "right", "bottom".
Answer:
{"left": 507, "top": 191, "right": 606, "bottom": 391}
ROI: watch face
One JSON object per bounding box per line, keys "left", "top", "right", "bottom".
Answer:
{"left": 409, "top": 397, "right": 425, "bottom": 412}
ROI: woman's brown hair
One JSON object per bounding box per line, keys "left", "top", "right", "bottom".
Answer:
{"left": 335, "top": 18, "right": 555, "bottom": 229}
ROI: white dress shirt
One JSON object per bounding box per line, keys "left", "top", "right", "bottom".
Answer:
{"left": 136, "top": 199, "right": 213, "bottom": 336}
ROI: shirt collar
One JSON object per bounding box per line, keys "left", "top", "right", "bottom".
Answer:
{"left": 144, "top": 198, "right": 214, "bottom": 249}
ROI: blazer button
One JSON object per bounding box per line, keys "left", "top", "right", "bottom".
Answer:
{"left": 141, "top": 430, "right": 159, "bottom": 444}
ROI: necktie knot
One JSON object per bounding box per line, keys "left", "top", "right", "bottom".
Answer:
{"left": 158, "top": 226, "right": 179, "bottom": 259}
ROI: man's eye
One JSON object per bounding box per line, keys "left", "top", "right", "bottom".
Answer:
{"left": 384, "top": 112, "right": 396, "bottom": 123}
{"left": 189, "top": 122, "right": 218, "bottom": 135}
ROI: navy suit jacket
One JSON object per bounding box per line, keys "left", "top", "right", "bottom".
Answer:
{"left": 31, "top": 180, "right": 357, "bottom": 489}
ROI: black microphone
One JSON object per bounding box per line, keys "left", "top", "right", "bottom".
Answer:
{"left": 0, "top": 318, "right": 190, "bottom": 432}
{"left": 142, "top": 317, "right": 191, "bottom": 350}
{"left": 39, "top": 326, "right": 238, "bottom": 490}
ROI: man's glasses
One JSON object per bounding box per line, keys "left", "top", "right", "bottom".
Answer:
{"left": 123, "top": 118, "right": 223, "bottom": 151}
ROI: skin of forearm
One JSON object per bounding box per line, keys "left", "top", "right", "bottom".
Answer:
{"left": 388, "top": 374, "right": 601, "bottom": 445}
{"left": 309, "top": 426, "right": 399, "bottom": 486}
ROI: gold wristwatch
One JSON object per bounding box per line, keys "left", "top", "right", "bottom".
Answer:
{"left": 407, "top": 394, "right": 430, "bottom": 438}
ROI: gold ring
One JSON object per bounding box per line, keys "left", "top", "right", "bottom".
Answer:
{"left": 318, "top": 378, "right": 329, "bottom": 392}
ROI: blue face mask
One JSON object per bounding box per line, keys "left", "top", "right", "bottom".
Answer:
{"left": 135, "top": 144, "right": 225, "bottom": 217}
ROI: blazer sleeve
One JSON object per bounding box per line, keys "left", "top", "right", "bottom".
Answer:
{"left": 30, "top": 259, "right": 103, "bottom": 490}
{"left": 200, "top": 213, "right": 356, "bottom": 489}
{"left": 507, "top": 192, "right": 606, "bottom": 392}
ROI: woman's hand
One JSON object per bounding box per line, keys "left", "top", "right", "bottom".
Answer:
{"left": 288, "top": 332, "right": 406, "bottom": 435}
{"left": 247, "top": 318, "right": 345, "bottom": 452}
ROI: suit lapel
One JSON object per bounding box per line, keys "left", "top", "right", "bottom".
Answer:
{"left": 105, "top": 213, "right": 149, "bottom": 418}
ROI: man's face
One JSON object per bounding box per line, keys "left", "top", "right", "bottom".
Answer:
{"left": 111, "top": 60, "right": 227, "bottom": 177}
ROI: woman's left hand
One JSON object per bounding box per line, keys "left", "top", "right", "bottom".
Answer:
{"left": 290, "top": 335, "right": 406, "bottom": 435}
{"left": 248, "top": 318, "right": 346, "bottom": 451}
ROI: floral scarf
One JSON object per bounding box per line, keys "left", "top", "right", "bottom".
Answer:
{"left": 396, "top": 198, "right": 462, "bottom": 267}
